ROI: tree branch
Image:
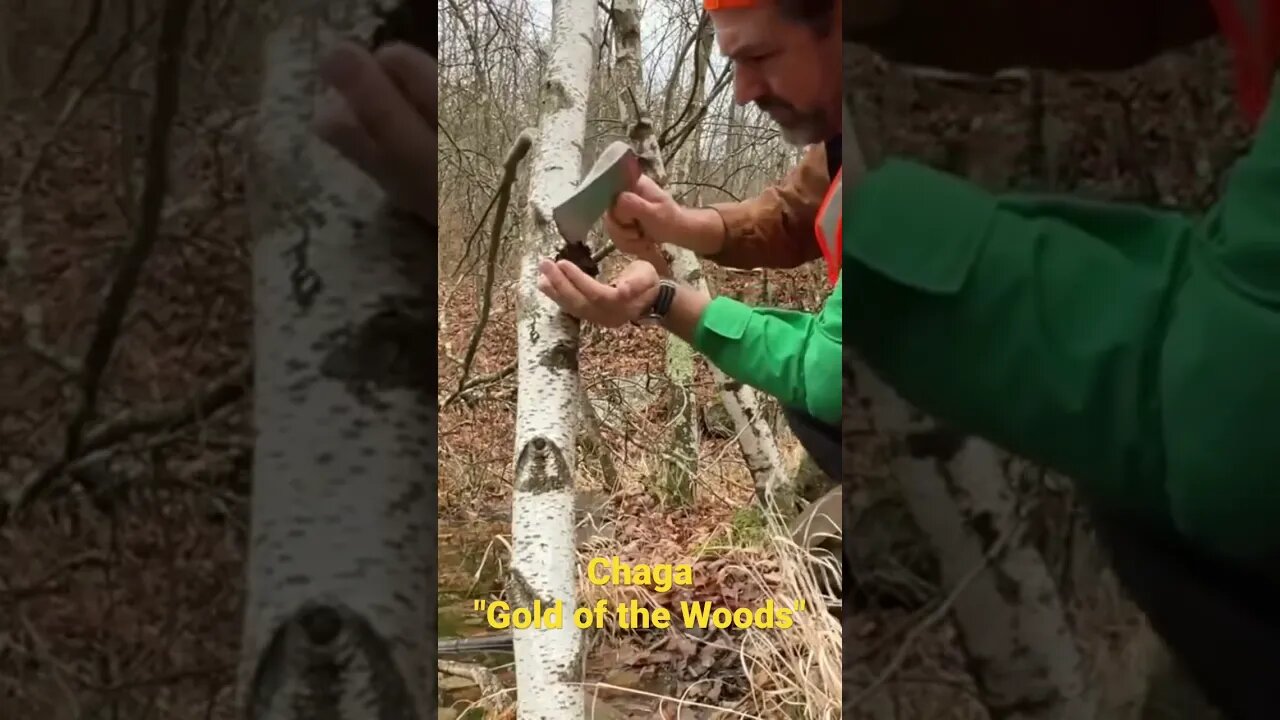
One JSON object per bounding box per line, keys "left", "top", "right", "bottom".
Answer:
{"left": 453, "top": 131, "right": 533, "bottom": 396}
{"left": 61, "top": 0, "right": 195, "bottom": 467}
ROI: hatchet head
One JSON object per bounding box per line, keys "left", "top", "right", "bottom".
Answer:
{"left": 552, "top": 141, "right": 642, "bottom": 250}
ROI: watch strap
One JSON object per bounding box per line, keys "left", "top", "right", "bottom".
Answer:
{"left": 634, "top": 279, "right": 678, "bottom": 325}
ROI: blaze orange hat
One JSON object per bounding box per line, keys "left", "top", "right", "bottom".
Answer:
{"left": 704, "top": 0, "right": 759, "bottom": 8}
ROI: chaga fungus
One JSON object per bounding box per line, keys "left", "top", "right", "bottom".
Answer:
{"left": 370, "top": 2, "right": 436, "bottom": 57}
{"left": 553, "top": 241, "right": 600, "bottom": 278}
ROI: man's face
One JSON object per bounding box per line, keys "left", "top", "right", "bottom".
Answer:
{"left": 712, "top": 4, "right": 842, "bottom": 146}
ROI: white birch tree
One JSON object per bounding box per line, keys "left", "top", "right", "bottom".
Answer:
{"left": 238, "top": 6, "right": 435, "bottom": 718}
{"left": 508, "top": 0, "right": 599, "bottom": 716}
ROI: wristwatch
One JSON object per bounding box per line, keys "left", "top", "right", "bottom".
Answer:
{"left": 633, "top": 279, "right": 678, "bottom": 326}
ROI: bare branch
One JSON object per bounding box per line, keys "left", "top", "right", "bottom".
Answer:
{"left": 40, "top": 0, "right": 105, "bottom": 97}
{"left": 453, "top": 131, "right": 534, "bottom": 396}
{"left": 2, "top": 360, "right": 249, "bottom": 524}
{"left": 61, "top": 0, "right": 196, "bottom": 467}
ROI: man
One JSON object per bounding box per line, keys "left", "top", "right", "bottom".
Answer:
{"left": 536, "top": 0, "right": 845, "bottom": 481}
{"left": 845, "top": 3, "right": 1280, "bottom": 718}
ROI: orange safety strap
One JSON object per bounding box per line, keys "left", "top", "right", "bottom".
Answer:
{"left": 704, "top": 0, "right": 759, "bottom": 8}
{"left": 815, "top": 170, "right": 842, "bottom": 286}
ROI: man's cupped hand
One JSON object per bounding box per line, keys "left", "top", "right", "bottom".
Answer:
{"left": 537, "top": 259, "right": 660, "bottom": 328}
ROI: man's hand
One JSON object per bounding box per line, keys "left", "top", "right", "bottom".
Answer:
{"left": 604, "top": 175, "right": 725, "bottom": 257}
{"left": 536, "top": 258, "right": 660, "bottom": 328}
{"left": 314, "top": 40, "right": 437, "bottom": 225}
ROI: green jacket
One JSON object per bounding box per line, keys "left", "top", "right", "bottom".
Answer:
{"left": 690, "top": 275, "right": 843, "bottom": 426}
{"left": 844, "top": 86, "right": 1280, "bottom": 575}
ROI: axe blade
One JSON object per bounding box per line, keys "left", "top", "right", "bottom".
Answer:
{"left": 552, "top": 141, "right": 642, "bottom": 246}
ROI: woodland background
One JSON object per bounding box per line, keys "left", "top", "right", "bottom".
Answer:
{"left": 0, "top": 0, "right": 1255, "bottom": 718}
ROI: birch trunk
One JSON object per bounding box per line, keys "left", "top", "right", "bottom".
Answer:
{"left": 239, "top": 7, "right": 435, "bottom": 719}
{"left": 611, "top": 0, "right": 788, "bottom": 508}
{"left": 658, "top": 15, "right": 717, "bottom": 507}
{"left": 509, "top": 0, "right": 598, "bottom": 715}
{"left": 844, "top": 100, "right": 1094, "bottom": 719}
{"left": 610, "top": 0, "right": 696, "bottom": 504}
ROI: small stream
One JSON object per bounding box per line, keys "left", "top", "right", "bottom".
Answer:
{"left": 437, "top": 516, "right": 513, "bottom": 718}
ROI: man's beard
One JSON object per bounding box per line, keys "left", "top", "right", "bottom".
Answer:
{"left": 758, "top": 99, "right": 828, "bottom": 146}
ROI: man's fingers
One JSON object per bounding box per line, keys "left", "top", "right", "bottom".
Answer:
{"left": 376, "top": 43, "right": 439, "bottom": 125}
{"left": 539, "top": 259, "right": 592, "bottom": 315}
{"left": 631, "top": 173, "right": 671, "bottom": 203}
{"left": 314, "top": 95, "right": 385, "bottom": 176}
{"left": 604, "top": 209, "right": 644, "bottom": 242}
{"left": 613, "top": 191, "right": 658, "bottom": 226}
{"left": 319, "top": 41, "right": 433, "bottom": 161}
{"left": 557, "top": 260, "right": 619, "bottom": 304}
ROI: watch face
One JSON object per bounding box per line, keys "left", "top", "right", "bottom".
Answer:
{"left": 633, "top": 314, "right": 663, "bottom": 326}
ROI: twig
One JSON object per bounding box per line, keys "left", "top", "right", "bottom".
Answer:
{"left": 85, "top": 663, "right": 233, "bottom": 694}
{"left": 442, "top": 360, "right": 516, "bottom": 409}
{"left": 17, "top": 611, "right": 83, "bottom": 718}
{"left": 848, "top": 522, "right": 1017, "bottom": 709}
{"left": 20, "top": 304, "right": 81, "bottom": 375}
{"left": 453, "top": 132, "right": 533, "bottom": 396}
{"left": 40, "top": 0, "right": 105, "bottom": 97}
{"left": 0, "top": 550, "right": 108, "bottom": 602}
{"left": 61, "top": 0, "right": 195, "bottom": 466}
{"left": 660, "top": 12, "right": 712, "bottom": 141}
{"left": 439, "top": 659, "right": 506, "bottom": 712}
{"left": 1, "top": 360, "right": 249, "bottom": 524}
{"left": 660, "top": 63, "right": 731, "bottom": 160}
{"left": 83, "top": 360, "right": 250, "bottom": 451}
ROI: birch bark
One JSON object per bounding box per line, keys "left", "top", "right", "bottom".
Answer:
{"left": 508, "top": 0, "right": 599, "bottom": 715}
{"left": 239, "top": 7, "right": 435, "bottom": 718}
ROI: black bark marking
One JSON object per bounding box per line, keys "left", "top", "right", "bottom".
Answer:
{"left": 388, "top": 480, "right": 425, "bottom": 516}
{"left": 543, "top": 78, "right": 573, "bottom": 113}
{"left": 319, "top": 294, "right": 436, "bottom": 407}
{"left": 905, "top": 426, "right": 966, "bottom": 461}
{"left": 508, "top": 566, "right": 556, "bottom": 608}
{"left": 298, "top": 605, "right": 341, "bottom": 645}
{"left": 508, "top": 567, "right": 534, "bottom": 606}
{"left": 558, "top": 649, "right": 585, "bottom": 685}
{"left": 515, "top": 436, "right": 570, "bottom": 494}
{"left": 970, "top": 510, "right": 1001, "bottom": 550}
{"left": 540, "top": 340, "right": 579, "bottom": 372}
{"left": 247, "top": 601, "right": 416, "bottom": 720}
{"left": 282, "top": 224, "right": 323, "bottom": 310}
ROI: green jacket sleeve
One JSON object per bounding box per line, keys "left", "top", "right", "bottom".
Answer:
{"left": 844, "top": 155, "right": 1280, "bottom": 565}
{"left": 690, "top": 277, "right": 842, "bottom": 426}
